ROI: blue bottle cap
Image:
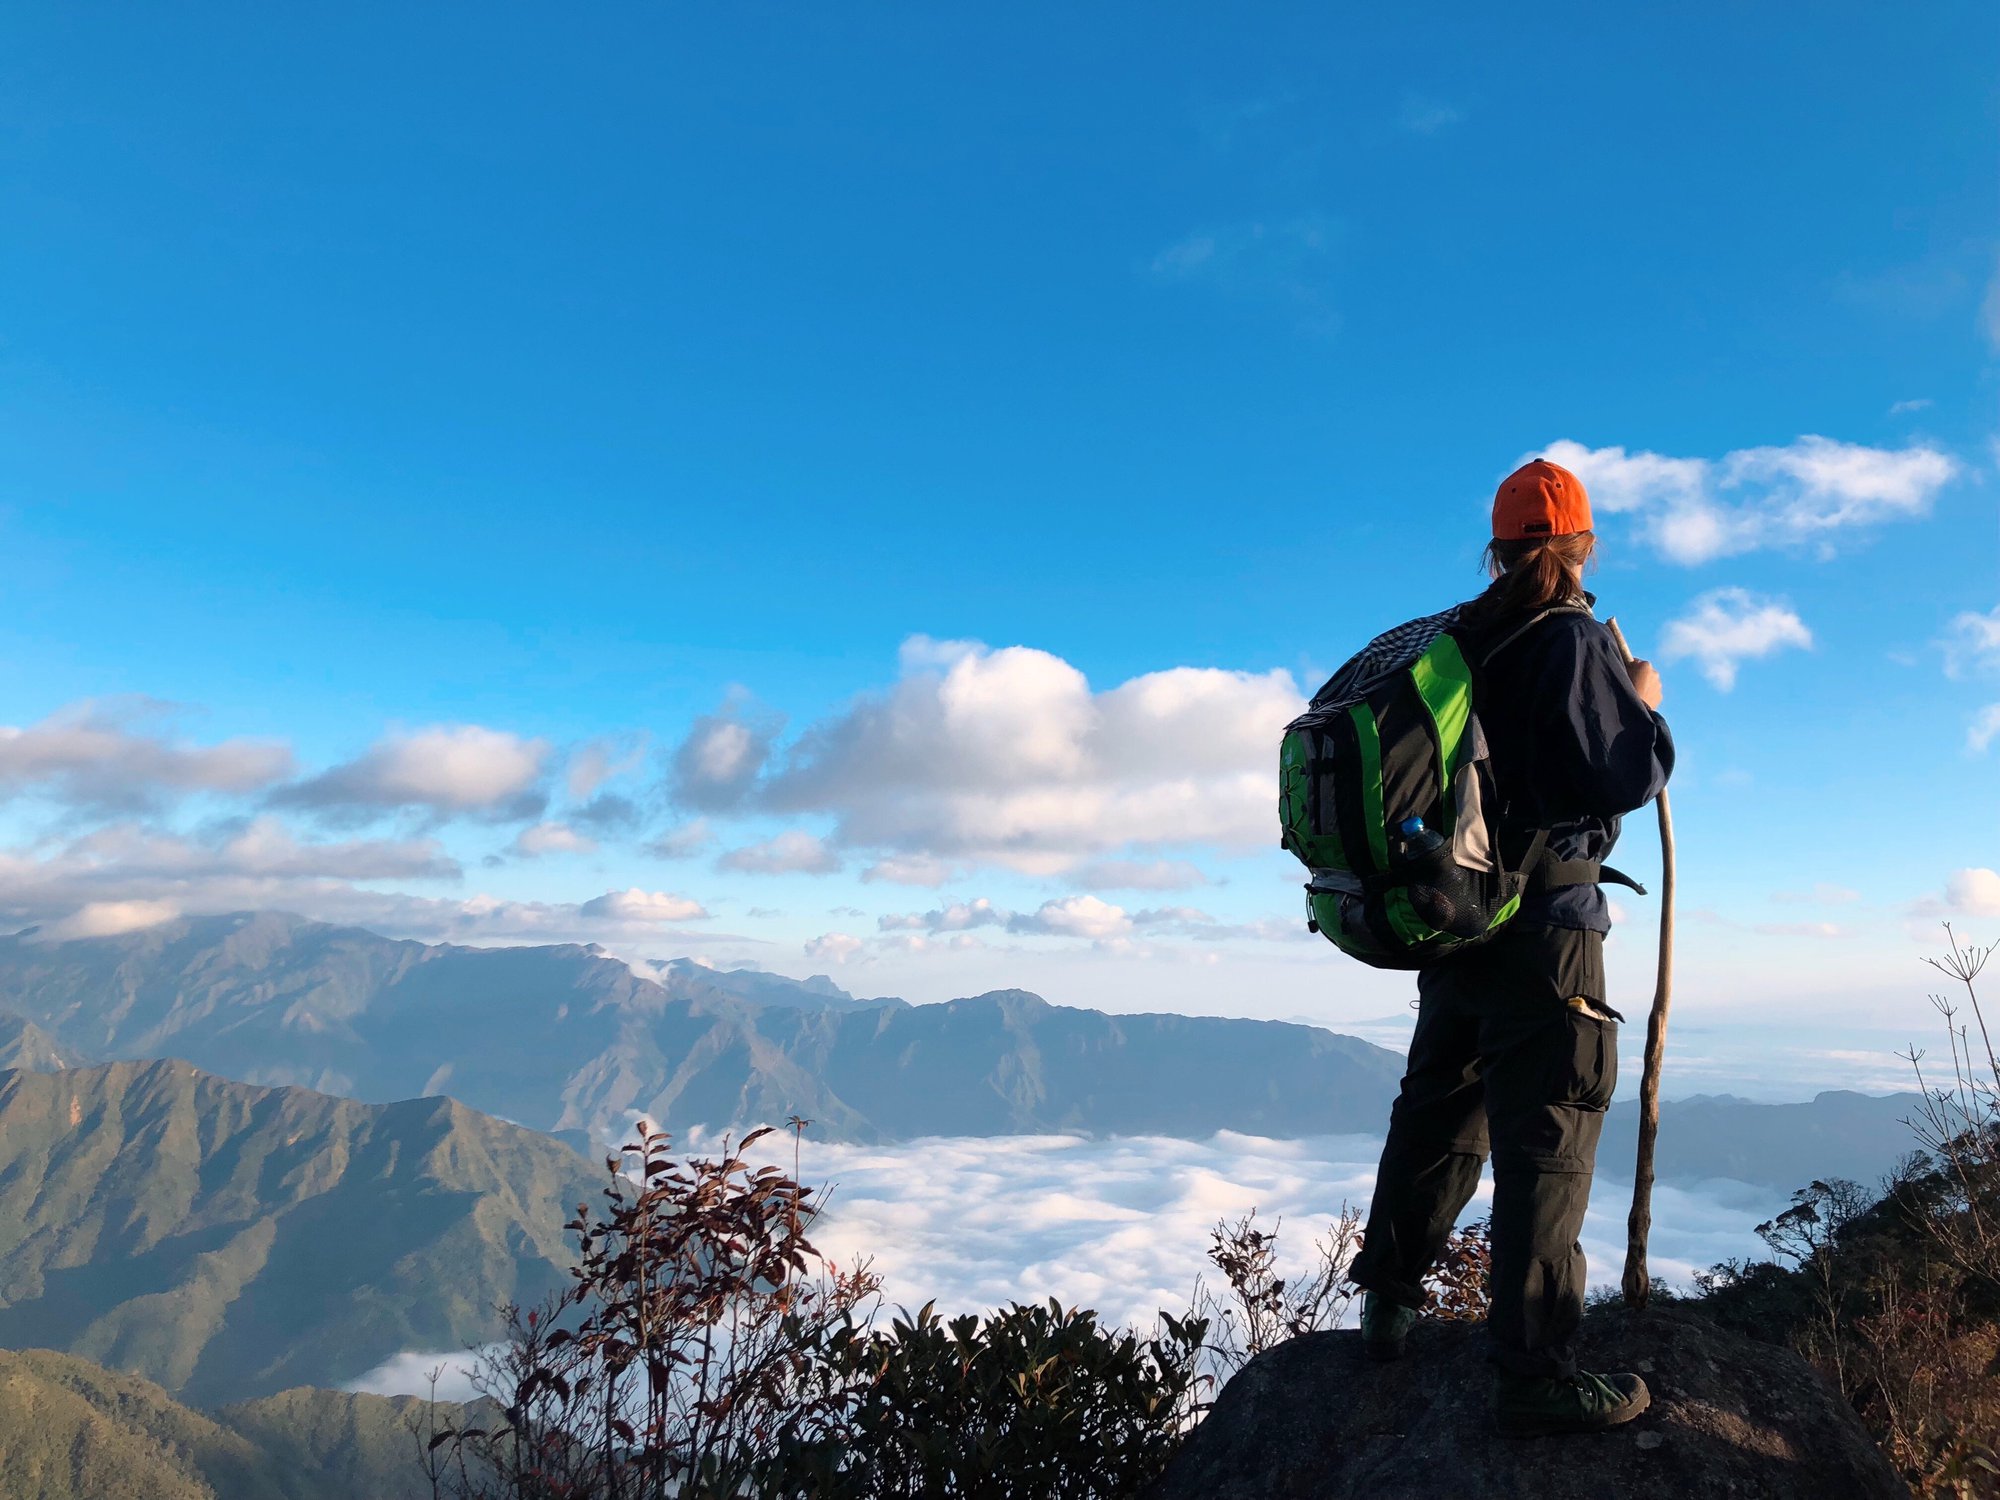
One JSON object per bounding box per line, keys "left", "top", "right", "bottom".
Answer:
{"left": 1397, "top": 816, "right": 1426, "bottom": 837}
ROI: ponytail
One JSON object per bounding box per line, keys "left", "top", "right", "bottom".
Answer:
{"left": 1462, "top": 532, "right": 1595, "bottom": 627}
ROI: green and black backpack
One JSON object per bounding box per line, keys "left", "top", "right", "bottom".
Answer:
{"left": 1279, "top": 603, "right": 1626, "bottom": 970}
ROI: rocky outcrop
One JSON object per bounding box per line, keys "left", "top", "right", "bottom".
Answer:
{"left": 1148, "top": 1305, "right": 1908, "bottom": 1500}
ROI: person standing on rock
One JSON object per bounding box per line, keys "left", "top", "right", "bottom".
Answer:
{"left": 1344, "top": 459, "right": 1674, "bottom": 1437}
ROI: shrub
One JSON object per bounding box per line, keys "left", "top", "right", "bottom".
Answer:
{"left": 780, "top": 1299, "right": 1205, "bottom": 1499}
{"left": 431, "top": 1121, "right": 1202, "bottom": 1500}
{"left": 1692, "top": 927, "right": 2000, "bottom": 1498}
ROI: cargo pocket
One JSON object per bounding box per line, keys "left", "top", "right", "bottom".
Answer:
{"left": 1558, "top": 1004, "right": 1617, "bottom": 1113}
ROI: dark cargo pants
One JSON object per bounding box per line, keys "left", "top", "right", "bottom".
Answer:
{"left": 1348, "top": 922, "right": 1617, "bottom": 1378}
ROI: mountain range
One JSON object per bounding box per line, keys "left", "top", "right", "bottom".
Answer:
{"left": 1601, "top": 1088, "right": 1924, "bottom": 1193}
{"left": 0, "top": 912, "right": 1409, "bottom": 1144}
{"left": 0, "top": 1057, "right": 597, "bottom": 1403}
{"left": 0, "top": 913, "right": 1931, "bottom": 1192}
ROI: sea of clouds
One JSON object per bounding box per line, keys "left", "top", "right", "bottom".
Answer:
{"left": 350, "top": 1129, "right": 1781, "bottom": 1399}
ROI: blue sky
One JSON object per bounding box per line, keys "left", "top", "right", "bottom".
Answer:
{"left": 1, "top": 4, "right": 1997, "bottom": 1081}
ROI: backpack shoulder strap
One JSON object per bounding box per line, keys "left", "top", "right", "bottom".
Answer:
{"left": 1475, "top": 602, "right": 1592, "bottom": 669}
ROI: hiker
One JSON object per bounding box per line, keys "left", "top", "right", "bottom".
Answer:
{"left": 1341, "top": 459, "right": 1674, "bottom": 1436}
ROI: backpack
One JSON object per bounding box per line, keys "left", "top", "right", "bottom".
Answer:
{"left": 1278, "top": 604, "right": 1593, "bottom": 970}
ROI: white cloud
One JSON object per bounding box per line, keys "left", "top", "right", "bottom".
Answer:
{"left": 0, "top": 699, "right": 293, "bottom": 811}
{"left": 1970, "top": 705, "right": 2000, "bottom": 755}
{"left": 1007, "top": 895, "right": 1133, "bottom": 941}
{"left": 345, "top": 1348, "right": 490, "bottom": 1403}
{"left": 878, "top": 898, "right": 1007, "bottom": 934}
{"left": 716, "top": 830, "right": 842, "bottom": 876}
{"left": 1539, "top": 436, "right": 1958, "bottom": 564}
{"left": 776, "top": 1133, "right": 1775, "bottom": 1338}
{"left": 669, "top": 701, "right": 779, "bottom": 811}
{"left": 805, "top": 932, "right": 864, "bottom": 964}
{"left": 511, "top": 822, "right": 597, "bottom": 858}
{"left": 276, "top": 725, "right": 549, "bottom": 818}
{"left": 1889, "top": 398, "right": 1933, "bottom": 415}
{"left": 1942, "top": 606, "right": 2000, "bottom": 679}
{"left": 42, "top": 898, "right": 181, "bottom": 941}
{"left": 1946, "top": 868, "right": 2000, "bottom": 917}
{"left": 749, "top": 637, "right": 1302, "bottom": 876}
{"left": 577, "top": 888, "right": 709, "bottom": 923}
{"left": 1661, "top": 589, "right": 1812, "bottom": 690}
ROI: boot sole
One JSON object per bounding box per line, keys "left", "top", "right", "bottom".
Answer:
{"left": 1496, "top": 1385, "right": 1651, "bottom": 1439}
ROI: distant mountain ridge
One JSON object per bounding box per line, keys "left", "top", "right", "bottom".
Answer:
{"left": 0, "top": 912, "right": 1407, "bottom": 1144}
{"left": 0, "top": 913, "right": 1928, "bottom": 1191}
{"left": 1602, "top": 1088, "right": 1924, "bottom": 1192}
{"left": 0, "top": 1057, "right": 597, "bottom": 1403}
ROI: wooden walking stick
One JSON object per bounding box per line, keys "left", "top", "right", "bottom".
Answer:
{"left": 1605, "top": 616, "right": 1676, "bottom": 1309}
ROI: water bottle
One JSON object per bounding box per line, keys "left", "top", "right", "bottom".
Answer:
{"left": 1391, "top": 816, "right": 1486, "bottom": 938}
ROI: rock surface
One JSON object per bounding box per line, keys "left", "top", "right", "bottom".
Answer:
{"left": 1147, "top": 1304, "right": 1909, "bottom": 1500}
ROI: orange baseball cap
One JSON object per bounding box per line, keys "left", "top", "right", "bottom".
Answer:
{"left": 1492, "top": 459, "right": 1593, "bottom": 540}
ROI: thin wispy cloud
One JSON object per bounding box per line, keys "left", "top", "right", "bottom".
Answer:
{"left": 1969, "top": 705, "right": 2000, "bottom": 755}
{"left": 716, "top": 829, "right": 842, "bottom": 876}
{"left": 1942, "top": 605, "right": 2000, "bottom": 679}
{"left": 1148, "top": 217, "right": 1341, "bottom": 335}
{"left": 1398, "top": 94, "right": 1463, "bottom": 135}
{"left": 1072, "top": 858, "right": 1210, "bottom": 892}
{"left": 647, "top": 819, "right": 715, "bottom": 859}
{"left": 566, "top": 735, "right": 649, "bottom": 801}
{"left": 509, "top": 821, "right": 597, "bottom": 858}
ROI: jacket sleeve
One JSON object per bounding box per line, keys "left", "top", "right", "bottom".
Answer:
{"left": 1525, "top": 618, "right": 1675, "bottom": 822}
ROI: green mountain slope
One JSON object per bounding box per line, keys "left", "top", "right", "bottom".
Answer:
{"left": 0, "top": 912, "right": 1407, "bottom": 1143}
{"left": 216, "top": 1385, "right": 489, "bottom": 1500}
{"left": 0, "top": 1346, "right": 467, "bottom": 1499}
{"left": 0, "top": 1059, "right": 599, "bottom": 1403}
{"left": 0, "top": 1011, "right": 75, "bottom": 1072}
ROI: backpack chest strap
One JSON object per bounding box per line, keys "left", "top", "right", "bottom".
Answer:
{"left": 1530, "top": 856, "right": 1648, "bottom": 896}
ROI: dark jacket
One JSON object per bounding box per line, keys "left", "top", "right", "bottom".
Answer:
{"left": 1461, "top": 600, "right": 1675, "bottom": 932}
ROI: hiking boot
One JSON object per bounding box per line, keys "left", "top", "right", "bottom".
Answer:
{"left": 1360, "top": 1292, "right": 1418, "bottom": 1362}
{"left": 1494, "top": 1369, "right": 1651, "bottom": 1437}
